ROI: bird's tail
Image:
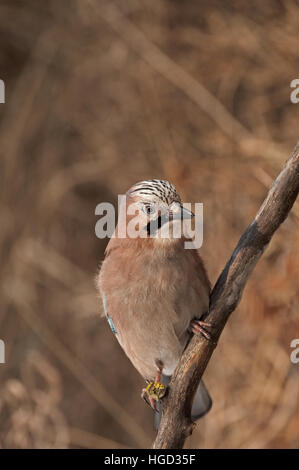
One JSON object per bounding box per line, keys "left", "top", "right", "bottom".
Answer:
{"left": 154, "top": 375, "right": 212, "bottom": 430}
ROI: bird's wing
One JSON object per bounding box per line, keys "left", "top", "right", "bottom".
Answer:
{"left": 101, "top": 292, "right": 118, "bottom": 335}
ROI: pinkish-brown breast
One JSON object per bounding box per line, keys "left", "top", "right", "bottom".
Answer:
{"left": 98, "top": 236, "right": 210, "bottom": 380}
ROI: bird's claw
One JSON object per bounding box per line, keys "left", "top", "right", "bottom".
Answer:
{"left": 141, "top": 380, "right": 166, "bottom": 411}
{"left": 190, "top": 318, "right": 213, "bottom": 341}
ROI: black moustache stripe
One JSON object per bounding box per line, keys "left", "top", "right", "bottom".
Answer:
{"left": 146, "top": 214, "right": 169, "bottom": 235}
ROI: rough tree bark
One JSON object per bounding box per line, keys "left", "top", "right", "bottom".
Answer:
{"left": 153, "top": 142, "right": 299, "bottom": 449}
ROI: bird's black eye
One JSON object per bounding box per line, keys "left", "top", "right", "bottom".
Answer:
{"left": 143, "top": 204, "right": 155, "bottom": 215}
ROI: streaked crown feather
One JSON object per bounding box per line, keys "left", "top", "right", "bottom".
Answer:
{"left": 127, "top": 179, "right": 181, "bottom": 205}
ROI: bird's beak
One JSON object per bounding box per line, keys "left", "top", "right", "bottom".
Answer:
{"left": 180, "top": 205, "right": 194, "bottom": 219}
{"left": 170, "top": 204, "right": 194, "bottom": 220}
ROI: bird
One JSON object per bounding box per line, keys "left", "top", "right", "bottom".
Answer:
{"left": 97, "top": 179, "right": 212, "bottom": 426}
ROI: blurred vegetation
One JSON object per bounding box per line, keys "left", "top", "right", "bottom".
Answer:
{"left": 0, "top": 0, "right": 299, "bottom": 448}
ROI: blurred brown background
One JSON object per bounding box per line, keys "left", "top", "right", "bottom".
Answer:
{"left": 0, "top": 0, "right": 299, "bottom": 449}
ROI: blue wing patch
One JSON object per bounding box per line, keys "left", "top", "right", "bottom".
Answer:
{"left": 102, "top": 293, "right": 117, "bottom": 335}
{"left": 106, "top": 313, "right": 117, "bottom": 335}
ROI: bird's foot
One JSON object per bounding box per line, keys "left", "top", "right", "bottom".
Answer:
{"left": 190, "top": 318, "right": 212, "bottom": 341}
{"left": 141, "top": 380, "right": 166, "bottom": 411}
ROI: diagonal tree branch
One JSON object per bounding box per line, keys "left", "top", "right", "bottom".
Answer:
{"left": 154, "top": 142, "right": 299, "bottom": 449}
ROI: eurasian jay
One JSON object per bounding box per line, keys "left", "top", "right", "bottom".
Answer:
{"left": 98, "top": 179, "right": 212, "bottom": 426}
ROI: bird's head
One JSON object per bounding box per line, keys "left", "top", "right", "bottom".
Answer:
{"left": 124, "top": 179, "right": 194, "bottom": 240}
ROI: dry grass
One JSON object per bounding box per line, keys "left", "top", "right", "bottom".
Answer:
{"left": 0, "top": 0, "right": 298, "bottom": 448}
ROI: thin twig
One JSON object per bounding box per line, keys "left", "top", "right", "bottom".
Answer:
{"left": 95, "top": 2, "right": 287, "bottom": 164}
